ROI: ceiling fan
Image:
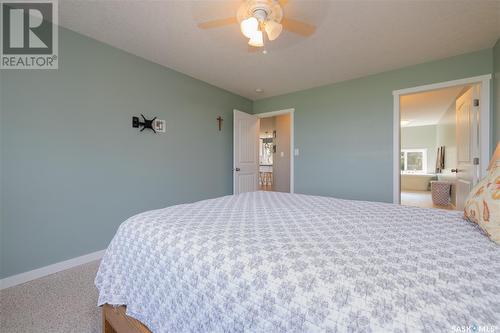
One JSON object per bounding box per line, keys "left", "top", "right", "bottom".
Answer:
{"left": 198, "top": 0, "right": 316, "bottom": 48}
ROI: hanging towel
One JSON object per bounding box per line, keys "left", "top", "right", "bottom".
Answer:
{"left": 441, "top": 146, "right": 446, "bottom": 171}
{"left": 435, "top": 146, "right": 445, "bottom": 173}
{"left": 436, "top": 146, "right": 443, "bottom": 173}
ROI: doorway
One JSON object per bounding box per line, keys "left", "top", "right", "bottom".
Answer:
{"left": 233, "top": 109, "right": 294, "bottom": 194}
{"left": 393, "top": 75, "right": 491, "bottom": 209}
{"left": 258, "top": 113, "right": 292, "bottom": 192}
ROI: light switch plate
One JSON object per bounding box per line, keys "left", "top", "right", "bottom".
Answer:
{"left": 154, "top": 119, "right": 166, "bottom": 133}
{"left": 294, "top": 148, "right": 299, "bottom": 156}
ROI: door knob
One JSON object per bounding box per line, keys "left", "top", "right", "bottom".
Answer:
{"left": 451, "top": 169, "right": 459, "bottom": 173}
{"left": 235, "top": 168, "right": 240, "bottom": 171}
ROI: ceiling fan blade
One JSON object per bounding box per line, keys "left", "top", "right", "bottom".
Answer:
{"left": 198, "top": 17, "right": 237, "bottom": 29}
{"left": 282, "top": 18, "right": 316, "bottom": 36}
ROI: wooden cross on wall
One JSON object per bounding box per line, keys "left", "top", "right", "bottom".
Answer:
{"left": 217, "top": 116, "right": 223, "bottom": 131}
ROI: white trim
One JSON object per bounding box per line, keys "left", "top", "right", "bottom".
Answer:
{"left": 232, "top": 109, "right": 243, "bottom": 195}
{"left": 256, "top": 108, "right": 295, "bottom": 193}
{"left": 392, "top": 74, "right": 492, "bottom": 96}
{"left": 0, "top": 249, "right": 105, "bottom": 290}
{"left": 479, "top": 81, "right": 491, "bottom": 177}
{"left": 393, "top": 93, "right": 401, "bottom": 204}
{"left": 255, "top": 108, "right": 295, "bottom": 118}
{"left": 393, "top": 75, "right": 492, "bottom": 204}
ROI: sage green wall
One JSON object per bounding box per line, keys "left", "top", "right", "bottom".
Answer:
{"left": 494, "top": 38, "right": 500, "bottom": 145}
{"left": 0, "top": 28, "right": 251, "bottom": 278}
{"left": 253, "top": 49, "right": 495, "bottom": 202}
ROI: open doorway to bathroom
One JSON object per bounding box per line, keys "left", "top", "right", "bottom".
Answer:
{"left": 257, "top": 110, "right": 293, "bottom": 192}
{"left": 232, "top": 108, "right": 294, "bottom": 194}
{"left": 399, "top": 84, "right": 480, "bottom": 210}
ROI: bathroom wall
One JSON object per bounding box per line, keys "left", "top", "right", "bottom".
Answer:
{"left": 259, "top": 117, "right": 275, "bottom": 137}
{"left": 435, "top": 101, "right": 458, "bottom": 205}
{"left": 401, "top": 125, "right": 437, "bottom": 173}
{"left": 436, "top": 102, "right": 457, "bottom": 173}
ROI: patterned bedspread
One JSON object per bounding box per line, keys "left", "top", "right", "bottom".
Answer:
{"left": 95, "top": 191, "right": 500, "bottom": 332}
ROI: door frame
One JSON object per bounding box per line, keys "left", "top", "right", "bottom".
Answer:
{"left": 256, "top": 108, "right": 295, "bottom": 193}
{"left": 392, "top": 74, "right": 492, "bottom": 204}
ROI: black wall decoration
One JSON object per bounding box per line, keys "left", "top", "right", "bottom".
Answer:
{"left": 217, "top": 116, "right": 223, "bottom": 131}
{"left": 132, "top": 114, "right": 157, "bottom": 133}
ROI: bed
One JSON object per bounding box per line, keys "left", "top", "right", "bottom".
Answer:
{"left": 95, "top": 191, "right": 500, "bottom": 332}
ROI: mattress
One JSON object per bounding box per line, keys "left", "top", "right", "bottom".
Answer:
{"left": 95, "top": 191, "right": 500, "bottom": 332}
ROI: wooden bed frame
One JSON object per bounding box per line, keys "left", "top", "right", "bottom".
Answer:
{"left": 102, "top": 305, "right": 152, "bottom": 333}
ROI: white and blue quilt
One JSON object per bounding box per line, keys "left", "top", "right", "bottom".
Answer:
{"left": 95, "top": 191, "right": 500, "bottom": 332}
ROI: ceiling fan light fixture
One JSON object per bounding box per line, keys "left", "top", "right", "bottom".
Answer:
{"left": 265, "top": 20, "right": 282, "bottom": 41}
{"left": 240, "top": 17, "right": 259, "bottom": 38}
{"left": 248, "top": 30, "right": 264, "bottom": 47}
{"left": 198, "top": 0, "right": 316, "bottom": 48}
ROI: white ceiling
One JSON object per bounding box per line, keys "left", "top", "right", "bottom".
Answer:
{"left": 59, "top": 0, "right": 500, "bottom": 100}
{"left": 400, "top": 85, "right": 466, "bottom": 127}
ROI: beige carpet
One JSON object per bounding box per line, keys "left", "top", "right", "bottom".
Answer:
{"left": 1, "top": 260, "right": 101, "bottom": 333}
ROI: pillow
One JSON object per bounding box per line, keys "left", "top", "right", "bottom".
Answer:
{"left": 464, "top": 161, "right": 500, "bottom": 244}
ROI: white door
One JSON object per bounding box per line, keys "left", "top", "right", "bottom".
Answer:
{"left": 455, "top": 85, "right": 480, "bottom": 210}
{"left": 233, "top": 110, "right": 259, "bottom": 194}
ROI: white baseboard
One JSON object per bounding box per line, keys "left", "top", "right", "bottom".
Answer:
{"left": 0, "top": 249, "right": 106, "bottom": 290}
